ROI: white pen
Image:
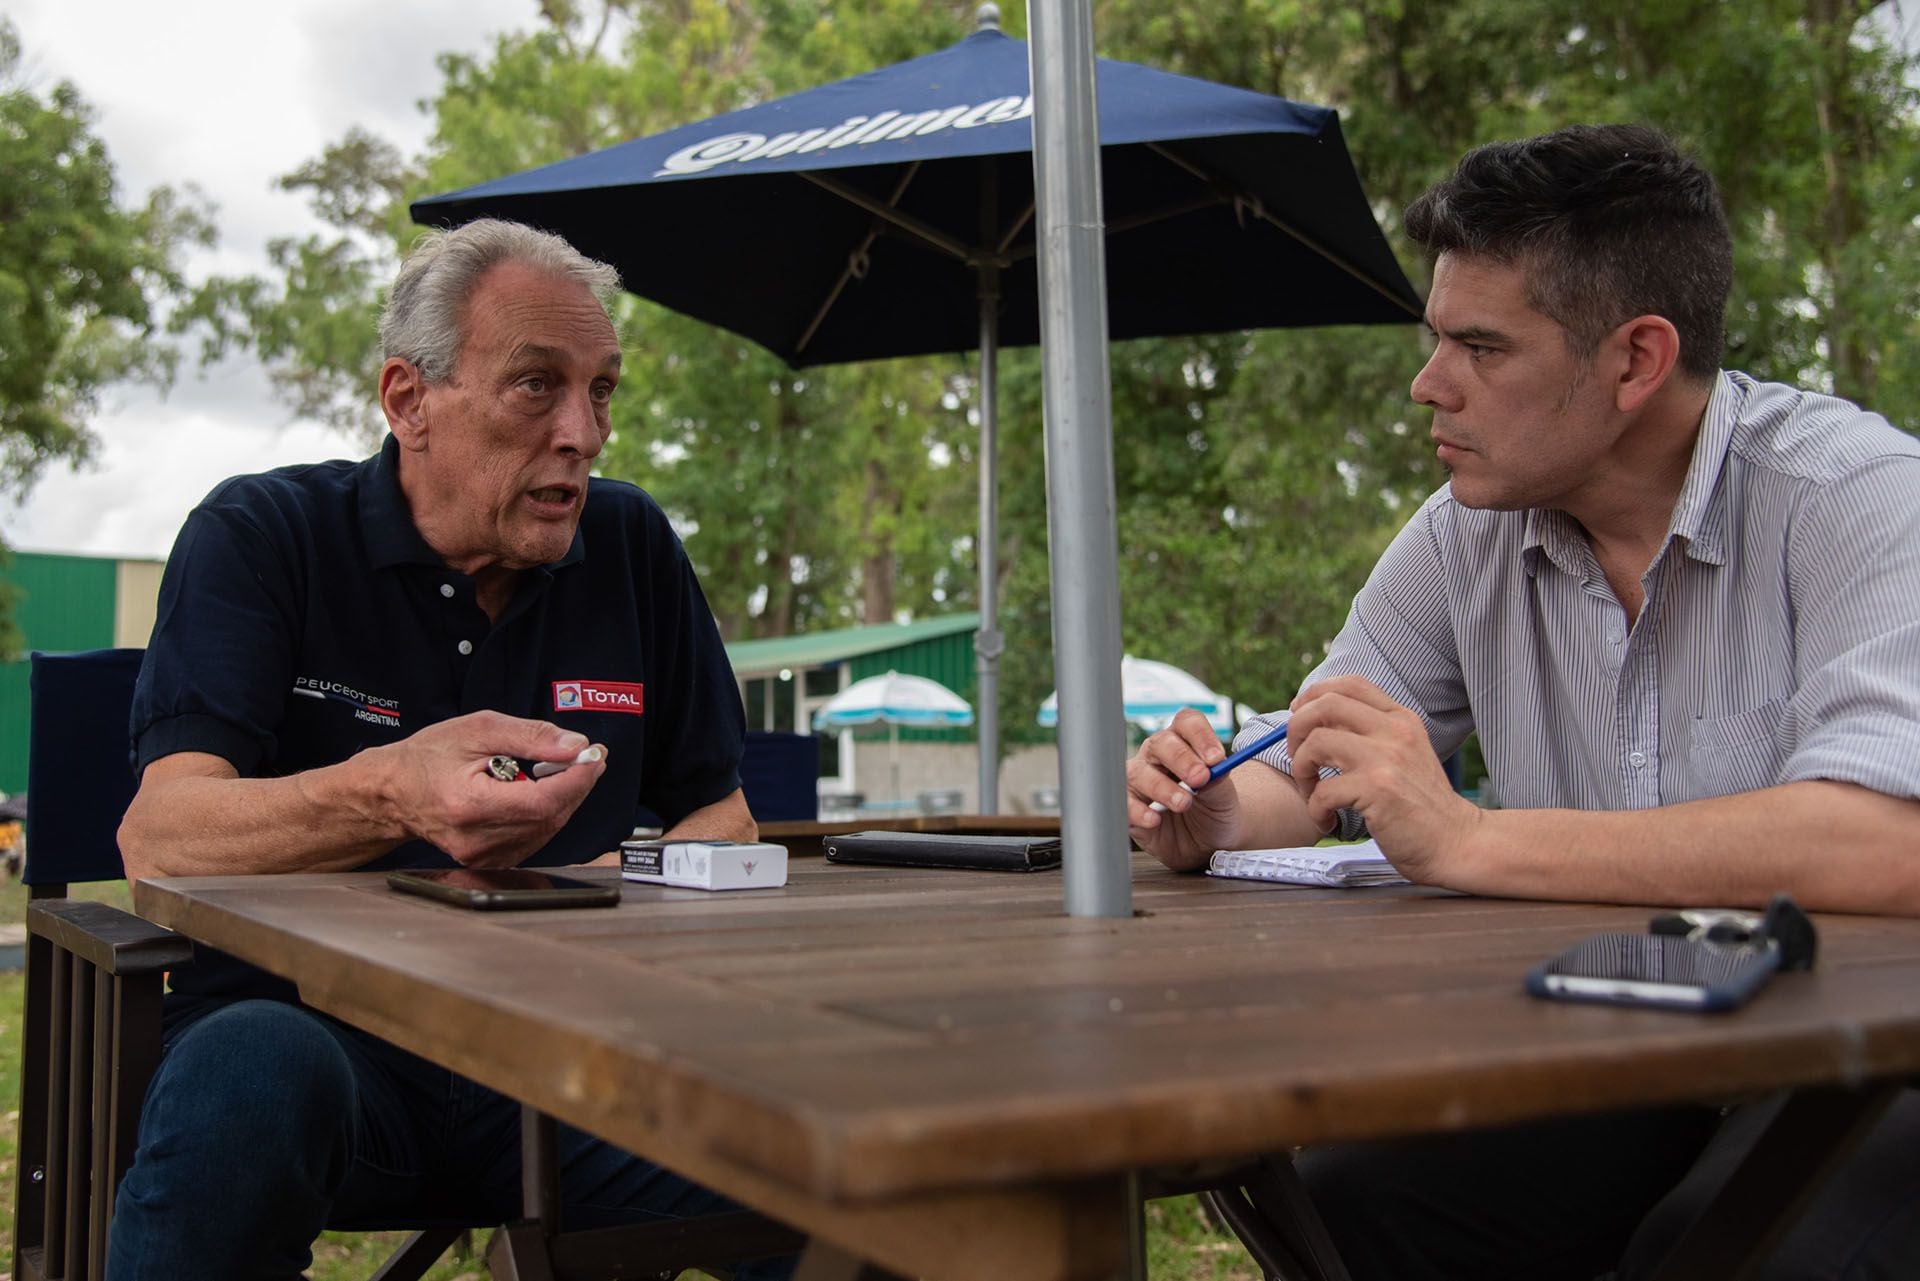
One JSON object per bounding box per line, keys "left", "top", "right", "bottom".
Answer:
{"left": 529, "top": 745, "right": 606, "bottom": 778}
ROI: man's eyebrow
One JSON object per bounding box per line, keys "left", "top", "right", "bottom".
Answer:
{"left": 505, "top": 342, "right": 622, "bottom": 373}
{"left": 1425, "top": 321, "right": 1511, "bottom": 346}
{"left": 505, "top": 343, "right": 564, "bottom": 367}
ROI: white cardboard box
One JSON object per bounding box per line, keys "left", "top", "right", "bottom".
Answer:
{"left": 620, "top": 840, "right": 788, "bottom": 891}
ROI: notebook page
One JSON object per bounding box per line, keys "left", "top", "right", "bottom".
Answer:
{"left": 1207, "top": 838, "right": 1409, "bottom": 887}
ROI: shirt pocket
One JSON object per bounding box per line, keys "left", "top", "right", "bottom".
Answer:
{"left": 1685, "top": 698, "right": 1786, "bottom": 799}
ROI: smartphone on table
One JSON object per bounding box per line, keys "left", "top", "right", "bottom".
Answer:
{"left": 1525, "top": 896, "right": 1816, "bottom": 1013}
{"left": 387, "top": 867, "right": 620, "bottom": 911}
{"left": 1526, "top": 933, "right": 1780, "bottom": 1011}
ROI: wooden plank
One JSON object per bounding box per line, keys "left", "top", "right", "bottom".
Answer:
{"left": 134, "top": 867, "right": 1920, "bottom": 1211}
{"left": 39, "top": 938, "right": 69, "bottom": 1278}
{"left": 701, "top": 964, "right": 1920, "bottom": 1198}
{"left": 60, "top": 952, "right": 91, "bottom": 1281}
{"left": 15, "top": 932, "right": 53, "bottom": 1264}
{"left": 27, "top": 899, "right": 192, "bottom": 976}
{"left": 88, "top": 966, "right": 113, "bottom": 1280}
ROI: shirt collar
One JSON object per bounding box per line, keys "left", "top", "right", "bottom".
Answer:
{"left": 358, "top": 434, "right": 588, "bottom": 574}
{"left": 1519, "top": 370, "right": 1741, "bottom": 578}
{"left": 1661, "top": 370, "right": 1743, "bottom": 568}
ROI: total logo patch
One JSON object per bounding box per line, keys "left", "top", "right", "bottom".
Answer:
{"left": 553, "top": 680, "right": 645, "bottom": 715}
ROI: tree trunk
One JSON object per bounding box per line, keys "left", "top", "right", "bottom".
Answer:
{"left": 1808, "top": 0, "right": 1876, "bottom": 404}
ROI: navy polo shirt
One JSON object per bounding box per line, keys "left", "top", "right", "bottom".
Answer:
{"left": 134, "top": 434, "right": 744, "bottom": 1000}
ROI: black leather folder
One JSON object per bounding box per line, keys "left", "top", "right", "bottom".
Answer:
{"left": 823, "top": 830, "right": 1063, "bottom": 872}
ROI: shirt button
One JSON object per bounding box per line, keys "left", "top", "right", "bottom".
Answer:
{"left": 1607, "top": 629, "right": 1622, "bottom": 644}
{"left": 440, "top": 583, "right": 455, "bottom": 598}
{"left": 1628, "top": 750, "right": 1647, "bottom": 768}
{"left": 457, "top": 640, "right": 473, "bottom": 656}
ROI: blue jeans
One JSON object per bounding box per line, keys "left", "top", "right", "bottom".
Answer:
{"left": 106, "top": 998, "right": 795, "bottom": 1281}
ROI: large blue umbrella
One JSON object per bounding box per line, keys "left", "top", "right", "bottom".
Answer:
{"left": 412, "top": 11, "right": 1421, "bottom": 809}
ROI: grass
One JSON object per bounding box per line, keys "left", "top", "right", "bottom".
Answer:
{"left": 0, "top": 885, "right": 1257, "bottom": 1279}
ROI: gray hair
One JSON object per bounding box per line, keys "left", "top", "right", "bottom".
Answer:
{"left": 378, "top": 219, "right": 624, "bottom": 382}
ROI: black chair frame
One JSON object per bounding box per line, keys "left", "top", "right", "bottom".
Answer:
{"left": 11, "top": 648, "right": 800, "bottom": 1281}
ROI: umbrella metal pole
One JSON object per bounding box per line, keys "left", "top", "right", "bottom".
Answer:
{"left": 1028, "top": 0, "right": 1131, "bottom": 917}
{"left": 975, "top": 169, "right": 1003, "bottom": 817}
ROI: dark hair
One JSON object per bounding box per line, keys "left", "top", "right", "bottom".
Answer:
{"left": 1404, "top": 124, "right": 1732, "bottom": 381}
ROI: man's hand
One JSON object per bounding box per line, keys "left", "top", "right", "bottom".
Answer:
{"left": 367, "top": 711, "right": 608, "bottom": 868}
{"left": 1285, "top": 676, "right": 1480, "bottom": 882}
{"left": 1125, "top": 708, "right": 1249, "bottom": 870}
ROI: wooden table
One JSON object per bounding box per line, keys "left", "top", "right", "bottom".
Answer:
{"left": 134, "top": 857, "right": 1920, "bottom": 1281}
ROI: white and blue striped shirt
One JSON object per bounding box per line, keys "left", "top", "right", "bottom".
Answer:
{"left": 1239, "top": 371, "right": 1920, "bottom": 840}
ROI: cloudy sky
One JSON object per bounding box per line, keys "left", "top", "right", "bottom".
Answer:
{"left": 11, "top": 2, "right": 1918, "bottom": 564}
{"left": 4, "top": 0, "right": 536, "bottom": 560}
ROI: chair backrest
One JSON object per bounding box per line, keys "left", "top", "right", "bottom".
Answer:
{"left": 24, "top": 648, "right": 144, "bottom": 889}
{"left": 740, "top": 730, "right": 819, "bottom": 822}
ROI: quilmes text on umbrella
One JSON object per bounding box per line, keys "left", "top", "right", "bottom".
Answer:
{"left": 656, "top": 96, "right": 1033, "bottom": 176}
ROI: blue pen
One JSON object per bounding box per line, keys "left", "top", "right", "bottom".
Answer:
{"left": 1147, "top": 721, "right": 1288, "bottom": 814}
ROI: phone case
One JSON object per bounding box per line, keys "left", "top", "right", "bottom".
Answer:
{"left": 1525, "top": 933, "right": 1780, "bottom": 1012}
{"left": 386, "top": 870, "right": 621, "bottom": 911}
{"left": 823, "top": 830, "right": 1063, "bottom": 871}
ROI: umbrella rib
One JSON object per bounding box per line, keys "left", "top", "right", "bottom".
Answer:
{"left": 800, "top": 170, "right": 980, "bottom": 264}
{"left": 1102, "top": 193, "right": 1226, "bottom": 238}
{"left": 997, "top": 202, "right": 1035, "bottom": 256}
{"left": 794, "top": 165, "right": 926, "bottom": 357}
{"left": 1145, "top": 142, "right": 1423, "bottom": 319}
{"left": 982, "top": 194, "right": 1217, "bottom": 268}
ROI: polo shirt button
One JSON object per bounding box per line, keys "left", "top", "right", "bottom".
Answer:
{"left": 457, "top": 640, "right": 473, "bottom": 656}
{"left": 1628, "top": 750, "right": 1646, "bottom": 768}
{"left": 440, "top": 583, "right": 455, "bottom": 598}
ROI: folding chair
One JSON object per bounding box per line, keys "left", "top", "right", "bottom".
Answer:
{"left": 11, "top": 648, "right": 801, "bottom": 1281}
{"left": 14, "top": 647, "right": 201, "bottom": 1281}
{"left": 10, "top": 648, "right": 475, "bottom": 1281}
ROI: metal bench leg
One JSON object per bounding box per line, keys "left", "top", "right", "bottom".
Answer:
{"left": 368, "top": 1226, "right": 465, "bottom": 1281}
{"left": 1200, "top": 1153, "right": 1354, "bottom": 1281}
{"left": 1644, "top": 1084, "right": 1900, "bottom": 1281}
{"left": 488, "top": 1107, "right": 561, "bottom": 1281}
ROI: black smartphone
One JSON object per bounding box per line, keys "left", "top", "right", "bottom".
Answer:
{"left": 1526, "top": 933, "right": 1780, "bottom": 1012}
{"left": 387, "top": 867, "right": 620, "bottom": 911}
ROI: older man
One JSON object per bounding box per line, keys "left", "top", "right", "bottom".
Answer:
{"left": 109, "top": 220, "right": 782, "bottom": 1279}
{"left": 1130, "top": 125, "right": 1920, "bottom": 1280}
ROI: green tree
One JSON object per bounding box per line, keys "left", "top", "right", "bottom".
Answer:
{"left": 0, "top": 18, "right": 212, "bottom": 495}
{"left": 0, "top": 18, "right": 213, "bottom": 657}
{"left": 200, "top": 0, "right": 1920, "bottom": 751}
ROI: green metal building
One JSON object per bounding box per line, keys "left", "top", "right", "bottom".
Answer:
{"left": 0, "top": 551, "right": 166, "bottom": 793}
{"left": 0, "top": 548, "right": 988, "bottom": 804}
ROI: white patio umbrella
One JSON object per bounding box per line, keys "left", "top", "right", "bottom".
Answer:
{"left": 813, "top": 671, "right": 975, "bottom": 803}
{"left": 1131, "top": 698, "right": 1247, "bottom": 739}
{"left": 1036, "top": 655, "right": 1234, "bottom": 737}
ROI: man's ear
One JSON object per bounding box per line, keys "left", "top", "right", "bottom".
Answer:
{"left": 1612, "top": 315, "right": 1682, "bottom": 414}
{"left": 380, "top": 357, "right": 430, "bottom": 449}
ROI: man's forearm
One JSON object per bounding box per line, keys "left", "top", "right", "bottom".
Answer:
{"left": 1441, "top": 779, "right": 1920, "bottom": 915}
{"left": 1230, "top": 762, "right": 1328, "bottom": 853}
{"left": 661, "top": 788, "right": 757, "bottom": 843}
{"left": 119, "top": 752, "right": 405, "bottom": 881}
{"left": 583, "top": 788, "right": 756, "bottom": 867}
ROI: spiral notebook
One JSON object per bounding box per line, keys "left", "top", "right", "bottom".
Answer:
{"left": 1207, "top": 838, "right": 1409, "bottom": 888}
